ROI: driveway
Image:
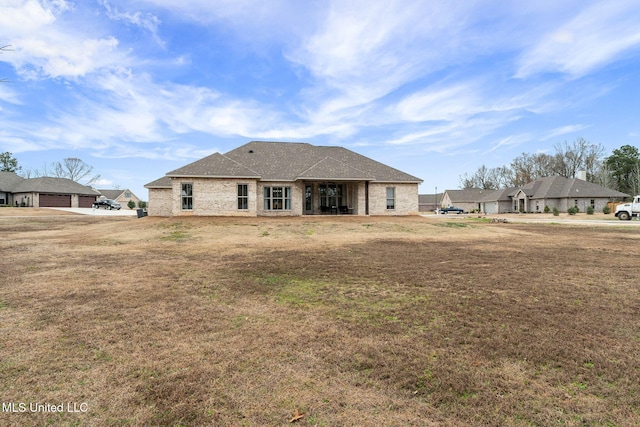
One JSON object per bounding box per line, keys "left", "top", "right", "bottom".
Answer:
{"left": 422, "top": 212, "right": 640, "bottom": 226}
{"left": 49, "top": 207, "right": 138, "bottom": 216}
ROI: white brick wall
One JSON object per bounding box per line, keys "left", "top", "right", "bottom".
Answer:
{"left": 148, "top": 188, "right": 172, "bottom": 216}
{"left": 151, "top": 178, "right": 420, "bottom": 217}
{"left": 172, "top": 179, "right": 258, "bottom": 216}
{"left": 368, "top": 183, "right": 419, "bottom": 215}
{"left": 257, "top": 181, "right": 304, "bottom": 216}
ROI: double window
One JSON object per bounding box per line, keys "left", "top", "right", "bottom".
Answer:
{"left": 264, "top": 186, "right": 291, "bottom": 210}
{"left": 318, "top": 183, "right": 343, "bottom": 208}
{"left": 386, "top": 187, "right": 396, "bottom": 210}
{"left": 237, "top": 184, "right": 248, "bottom": 210}
{"left": 181, "top": 183, "right": 193, "bottom": 210}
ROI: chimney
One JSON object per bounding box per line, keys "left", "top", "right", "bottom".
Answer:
{"left": 577, "top": 170, "right": 587, "bottom": 181}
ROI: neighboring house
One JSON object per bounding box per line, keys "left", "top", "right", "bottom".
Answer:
{"left": 0, "top": 171, "right": 100, "bottom": 207}
{"left": 145, "top": 141, "right": 422, "bottom": 217}
{"left": 441, "top": 176, "right": 629, "bottom": 214}
{"left": 509, "top": 176, "right": 628, "bottom": 213}
{"left": 418, "top": 193, "right": 442, "bottom": 212}
{"left": 98, "top": 188, "right": 142, "bottom": 209}
{"left": 477, "top": 188, "right": 516, "bottom": 214}
{"left": 439, "top": 189, "right": 487, "bottom": 213}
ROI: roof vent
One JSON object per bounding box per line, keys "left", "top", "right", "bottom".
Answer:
{"left": 248, "top": 150, "right": 254, "bottom": 153}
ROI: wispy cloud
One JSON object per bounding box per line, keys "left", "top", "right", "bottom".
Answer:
{"left": 1, "top": 0, "right": 127, "bottom": 79}
{"left": 516, "top": 2, "right": 640, "bottom": 78}
{"left": 541, "top": 124, "right": 590, "bottom": 141}
{"left": 100, "top": 1, "right": 164, "bottom": 47}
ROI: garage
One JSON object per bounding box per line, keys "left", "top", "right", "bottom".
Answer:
{"left": 39, "top": 194, "right": 72, "bottom": 207}
{"left": 79, "top": 196, "right": 96, "bottom": 208}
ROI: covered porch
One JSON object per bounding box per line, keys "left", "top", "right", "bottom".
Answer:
{"left": 302, "top": 181, "right": 368, "bottom": 215}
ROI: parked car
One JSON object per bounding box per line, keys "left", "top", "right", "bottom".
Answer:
{"left": 93, "top": 199, "right": 121, "bottom": 210}
{"left": 439, "top": 206, "right": 465, "bottom": 214}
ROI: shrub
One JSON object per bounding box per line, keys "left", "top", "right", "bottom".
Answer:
{"left": 603, "top": 205, "right": 611, "bottom": 214}
{"left": 552, "top": 207, "right": 559, "bottom": 216}
{"left": 567, "top": 206, "right": 578, "bottom": 215}
{"left": 127, "top": 200, "right": 136, "bottom": 209}
{"left": 543, "top": 205, "right": 550, "bottom": 213}
{"left": 586, "top": 206, "right": 594, "bottom": 215}
{"left": 138, "top": 201, "right": 147, "bottom": 209}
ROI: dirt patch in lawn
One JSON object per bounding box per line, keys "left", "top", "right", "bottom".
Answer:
{"left": 1, "top": 215, "right": 639, "bottom": 426}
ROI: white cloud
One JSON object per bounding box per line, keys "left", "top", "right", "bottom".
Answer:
{"left": 0, "top": 1, "right": 129, "bottom": 80}
{"left": 541, "top": 124, "right": 590, "bottom": 141}
{"left": 101, "top": 0, "right": 163, "bottom": 46}
{"left": 516, "top": 2, "right": 640, "bottom": 78}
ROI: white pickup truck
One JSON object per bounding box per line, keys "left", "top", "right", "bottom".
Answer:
{"left": 615, "top": 195, "right": 640, "bottom": 220}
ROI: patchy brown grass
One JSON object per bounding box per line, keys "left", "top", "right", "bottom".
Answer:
{"left": 1, "top": 213, "right": 639, "bottom": 426}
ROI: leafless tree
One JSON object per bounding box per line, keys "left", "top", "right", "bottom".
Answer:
{"left": 52, "top": 158, "right": 101, "bottom": 186}
{"left": 552, "top": 138, "right": 605, "bottom": 179}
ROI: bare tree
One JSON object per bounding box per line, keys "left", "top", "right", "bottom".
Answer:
{"left": 459, "top": 164, "right": 501, "bottom": 189}
{"left": 552, "top": 138, "right": 605, "bottom": 179}
{"left": 52, "top": 158, "right": 101, "bottom": 186}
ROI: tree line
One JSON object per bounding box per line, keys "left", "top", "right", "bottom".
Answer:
{"left": 459, "top": 138, "right": 640, "bottom": 196}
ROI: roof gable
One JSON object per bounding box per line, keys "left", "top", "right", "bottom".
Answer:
{"left": 297, "top": 156, "right": 374, "bottom": 180}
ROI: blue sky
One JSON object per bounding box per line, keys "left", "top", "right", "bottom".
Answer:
{"left": 1, "top": 0, "right": 640, "bottom": 200}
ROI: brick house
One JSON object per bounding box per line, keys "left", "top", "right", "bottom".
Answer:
{"left": 145, "top": 141, "right": 422, "bottom": 217}
{"left": 439, "top": 176, "right": 628, "bottom": 214}
{"left": 97, "top": 188, "right": 142, "bottom": 209}
{"left": 0, "top": 171, "right": 100, "bottom": 207}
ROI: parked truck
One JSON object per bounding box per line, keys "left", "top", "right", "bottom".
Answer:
{"left": 615, "top": 196, "right": 640, "bottom": 220}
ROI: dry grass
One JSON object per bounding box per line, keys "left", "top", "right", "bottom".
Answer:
{"left": 1, "top": 211, "right": 639, "bottom": 426}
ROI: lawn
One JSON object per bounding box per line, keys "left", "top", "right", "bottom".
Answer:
{"left": 1, "top": 211, "right": 639, "bottom": 426}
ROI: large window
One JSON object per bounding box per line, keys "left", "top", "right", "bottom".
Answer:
{"left": 181, "top": 183, "right": 193, "bottom": 210}
{"left": 318, "top": 183, "right": 343, "bottom": 208}
{"left": 264, "top": 186, "right": 291, "bottom": 210}
{"left": 237, "top": 184, "right": 248, "bottom": 210}
{"left": 386, "top": 187, "right": 396, "bottom": 210}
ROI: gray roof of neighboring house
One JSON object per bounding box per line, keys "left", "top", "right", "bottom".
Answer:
{"left": 444, "top": 189, "right": 488, "bottom": 203}
{"left": 98, "top": 189, "right": 139, "bottom": 200}
{"left": 418, "top": 193, "right": 443, "bottom": 204}
{"left": 161, "top": 141, "right": 422, "bottom": 183}
{"left": 477, "top": 188, "right": 517, "bottom": 202}
{"left": 0, "top": 171, "right": 25, "bottom": 192}
{"left": 518, "top": 176, "right": 628, "bottom": 199}
{"left": 11, "top": 176, "right": 100, "bottom": 195}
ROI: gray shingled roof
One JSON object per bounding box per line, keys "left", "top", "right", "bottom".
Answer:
{"left": 444, "top": 189, "right": 488, "bottom": 203}
{"left": 0, "top": 171, "right": 25, "bottom": 192}
{"left": 167, "top": 152, "right": 261, "bottom": 179}
{"left": 98, "top": 189, "right": 139, "bottom": 199}
{"left": 524, "top": 176, "right": 628, "bottom": 199}
{"left": 98, "top": 189, "right": 125, "bottom": 199}
{"left": 11, "top": 177, "right": 100, "bottom": 195}
{"left": 144, "top": 176, "right": 172, "bottom": 188}
{"left": 164, "top": 141, "right": 422, "bottom": 183}
{"left": 477, "top": 188, "right": 517, "bottom": 202}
